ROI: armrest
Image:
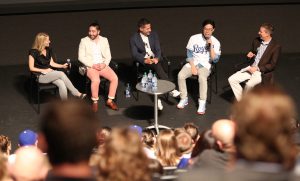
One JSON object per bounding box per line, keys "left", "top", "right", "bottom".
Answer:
{"left": 109, "top": 60, "right": 119, "bottom": 71}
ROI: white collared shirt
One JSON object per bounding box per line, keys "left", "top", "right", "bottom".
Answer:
{"left": 140, "top": 33, "right": 154, "bottom": 58}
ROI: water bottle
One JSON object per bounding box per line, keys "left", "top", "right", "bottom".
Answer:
{"left": 125, "top": 83, "right": 131, "bottom": 98}
{"left": 141, "top": 72, "right": 147, "bottom": 88}
{"left": 152, "top": 73, "right": 158, "bottom": 89}
{"left": 66, "top": 58, "right": 71, "bottom": 74}
{"left": 147, "top": 70, "right": 153, "bottom": 86}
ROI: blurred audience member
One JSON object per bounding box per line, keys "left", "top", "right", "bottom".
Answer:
{"left": 179, "top": 85, "right": 297, "bottom": 181}
{"left": 0, "top": 152, "right": 12, "bottom": 181}
{"left": 183, "top": 122, "right": 200, "bottom": 144}
{"left": 228, "top": 85, "right": 297, "bottom": 180}
{"left": 173, "top": 128, "right": 187, "bottom": 137}
{"left": 0, "top": 135, "right": 11, "bottom": 157}
{"left": 192, "top": 119, "right": 235, "bottom": 169}
{"left": 155, "top": 129, "right": 181, "bottom": 167}
{"left": 190, "top": 129, "right": 215, "bottom": 159}
{"left": 90, "top": 126, "right": 112, "bottom": 166}
{"left": 176, "top": 131, "right": 193, "bottom": 169}
{"left": 96, "top": 126, "right": 112, "bottom": 150}
{"left": 148, "top": 159, "right": 163, "bottom": 177}
{"left": 39, "top": 99, "right": 99, "bottom": 181}
{"left": 97, "top": 128, "right": 151, "bottom": 181}
{"left": 8, "top": 146, "right": 49, "bottom": 181}
{"left": 142, "top": 129, "right": 156, "bottom": 159}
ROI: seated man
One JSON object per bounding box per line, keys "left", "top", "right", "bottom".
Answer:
{"left": 228, "top": 23, "right": 281, "bottom": 101}
{"left": 177, "top": 19, "right": 221, "bottom": 115}
{"left": 78, "top": 22, "right": 118, "bottom": 112}
{"left": 130, "top": 18, "right": 180, "bottom": 110}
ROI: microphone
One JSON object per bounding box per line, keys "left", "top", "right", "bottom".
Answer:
{"left": 205, "top": 36, "right": 211, "bottom": 51}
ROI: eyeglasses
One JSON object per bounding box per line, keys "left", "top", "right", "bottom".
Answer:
{"left": 203, "top": 28, "right": 214, "bottom": 32}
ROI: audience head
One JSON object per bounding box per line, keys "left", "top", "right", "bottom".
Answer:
{"left": 18, "top": 129, "right": 37, "bottom": 147}
{"left": 96, "top": 126, "right": 112, "bottom": 148}
{"left": 0, "top": 135, "right": 11, "bottom": 156}
{"left": 156, "top": 129, "right": 181, "bottom": 166}
{"left": 97, "top": 127, "right": 151, "bottom": 181}
{"left": 191, "top": 130, "right": 215, "bottom": 158}
{"left": 173, "top": 128, "right": 187, "bottom": 137}
{"left": 176, "top": 132, "right": 193, "bottom": 155}
{"left": 137, "top": 18, "right": 151, "bottom": 36}
{"left": 211, "top": 119, "right": 235, "bottom": 152}
{"left": 39, "top": 99, "right": 99, "bottom": 166}
{"left": 231, "top": 85, "right": 297, "bottom": 170}
{"left": 32, "top": 32, "right": 50, "bottom": 52}
{"left": 183, "top": 122, "right": 200, "bottom": 143}
{"left": 142, "top": 129, "right": 156, "bottom": 149}
{"left": 9, "top": 146, "right": 49, "bottom": 181}
{"left": 88, "top": 22, "right": 101, "bottom": 40}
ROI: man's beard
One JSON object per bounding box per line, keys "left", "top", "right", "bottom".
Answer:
{"left": 89, "top": 35, "right": 97, "bottom": 40}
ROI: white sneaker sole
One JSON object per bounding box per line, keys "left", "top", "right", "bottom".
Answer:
{"left": 197, "top": 111, "right": 205, "bottom": 115}
{"left": 177, "top": 103, "right": 188, "bottom": 109}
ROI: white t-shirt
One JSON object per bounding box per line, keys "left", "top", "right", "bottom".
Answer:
{"left": 140, "top": 33, "right": 154, "bottom": 58}
{"left": 91, "top": 39, "right": 102, "bottom": 64}
{"left": 186, "top": 33, "right": 221, "bottom": 70}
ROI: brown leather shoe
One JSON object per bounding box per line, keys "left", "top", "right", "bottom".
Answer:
{"left": 106, "top": 100, "right": 118, "bottom": 110}
{"left": 92, "top": 101, "right": 98, "bottom": 112}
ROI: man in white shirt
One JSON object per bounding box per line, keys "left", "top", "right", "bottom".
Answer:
{"left": 177, "top": 19, "right": 221, "bottom": 115}
{"left": 78, "top": 22, "right": 118, "bottom": 112}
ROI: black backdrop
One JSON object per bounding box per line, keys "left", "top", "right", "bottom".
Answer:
{"left": 0, "top": 2, "right": 300, "bottom": 65}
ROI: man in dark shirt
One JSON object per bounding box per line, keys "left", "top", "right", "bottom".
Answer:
{"left": 39, "top": 99, "right": 99, "bottom": 181}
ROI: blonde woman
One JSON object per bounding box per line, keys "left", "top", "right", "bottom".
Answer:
{"left": 155, "top": 129, "right": 181, "bottom": 167}
{"left": 97, "top": 128, "right": 151, "bottom": 181}
{"left": 28, "top": 32, "right": 86, "bottom": 100}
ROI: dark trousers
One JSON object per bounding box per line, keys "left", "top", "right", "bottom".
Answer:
{"left": 146, "top": 61, "right": 168, "bottom": 80}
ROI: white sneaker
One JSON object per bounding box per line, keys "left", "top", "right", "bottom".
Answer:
{"left": 158, "top": 99, "right": 163, "bottom": 110}
{"left": 169, "top": 90, "right": 180, "bottom": 97}
{"left": 177, "top": 98, "right": 188, "bottom": 109}
{"left": 197, "top": 100, "right": 206, "bottom": 115}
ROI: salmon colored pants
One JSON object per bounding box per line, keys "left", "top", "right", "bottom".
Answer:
{"left": 87, "top": 66, "right": 118, "bottom": 101}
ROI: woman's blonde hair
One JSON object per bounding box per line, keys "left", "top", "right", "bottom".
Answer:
{"left": 32, "top": 32, "right": 49, "bottom": 53}
{"left": 97, "top": 128, "right": 151, "bottom": 181}
{"left": 155, "top": 129, "right": 181, "bottom": 167}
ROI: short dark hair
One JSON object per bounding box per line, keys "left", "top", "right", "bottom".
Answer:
{"left": 137, "top": 18, "right": 151, "bottom": 28}
{"left": 261, "top": 23, "right": 274, "bottom": 35}
{"left": 202, "top": 19, "right": 215, "bottom": 29}
{"left": 89, "top": 22, "right": 100, "bottom": 31}
{"left": 40, "top": 99, "right": 100, "bottom": 165}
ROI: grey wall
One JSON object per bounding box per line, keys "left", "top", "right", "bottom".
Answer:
{"left": 0, "top": 4, "right": 299, "bottom": 66}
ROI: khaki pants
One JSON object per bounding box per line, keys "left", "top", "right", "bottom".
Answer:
{"left": 178, "top": 64, "right": 210, "bottom": 101}
{"left": 39, "top": 70, "right": 80, "bottom": 100}
{"left": 228, "top": 67, "right": 262, "bottom": 101}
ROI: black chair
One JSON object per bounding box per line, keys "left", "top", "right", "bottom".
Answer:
{"left": 76, "top": 60, "right": 119, "bottom": 101}
{"left": 180, "top": 60, "right": 218, "bottom": 104}
{"left": 133, "top": 55, "right": 171, "bottom": 101}
{"left": 29, "top": 72, "right": 58, "bottom": 114}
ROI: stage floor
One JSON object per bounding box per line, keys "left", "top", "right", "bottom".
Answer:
{"left": 1, "top": 54, "right": 299, "bottom": 151}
